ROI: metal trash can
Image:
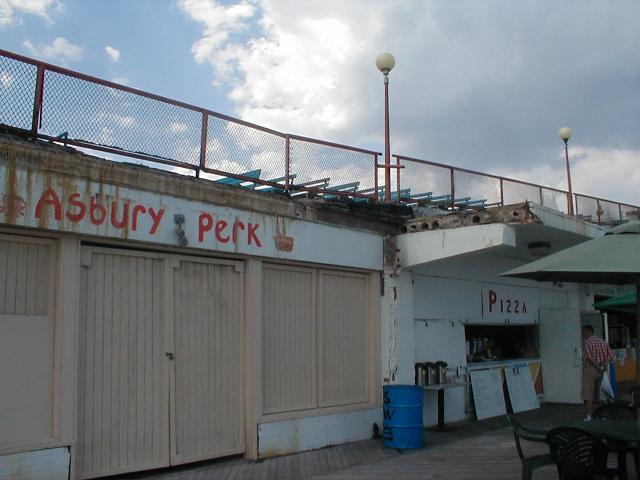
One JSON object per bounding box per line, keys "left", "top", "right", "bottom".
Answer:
{"left": 382, "top": 385, "right": 424, "bottom": 449}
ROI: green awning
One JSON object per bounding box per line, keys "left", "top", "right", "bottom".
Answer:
{"left": 594, "top": 292, "right": 636, "bottom": 313}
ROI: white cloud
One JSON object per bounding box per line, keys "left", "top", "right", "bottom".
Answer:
{"left": 501, "top": 146, "right": 640, "bottom": 207}
{"left": 110, "top": 76, "right": 130, "bottom": 86}
{"left": 169, "top": 122, "right": 188, "bottom": 133}
{"left": 105, "top": 45, "right": 120, "bottom": 63}
{"left": 0, "top": 0, "right": 63, "bottom": 28}
{"left": 94, "top": 111, "right": 136, "bottom": 128}
{"left": 0, "top": 71, "right": 13, "bottom": 87}
{"left": 23, "top": 36, "right": 84, "bottom": 64}
{"left": 180, "top": 0, "right": 640, "bottom": 206}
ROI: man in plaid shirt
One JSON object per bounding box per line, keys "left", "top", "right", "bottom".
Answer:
{"left": 581, "top": 324, "right": 615, "bottom": 421}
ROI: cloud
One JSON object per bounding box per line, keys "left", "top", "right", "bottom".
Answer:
{"left": 501, "top": 146, "right": 640, "bottom": 206}
{"left": 181, "top": 1, "right": 640, "bottom": 205}
{"left": 23, "top": 36, "right": 84, "bottom": 64}
{"left": 105, "top": 45, "right": 120, "bottom": 63}
{"left": 0, "top": 71, "right": 13, "bottom": 88}
{"left": 110, "top": 76, "right": 130, "bottom": 86}
{"left": 179, "top": 0, "right": 256, "bottom": 65}
{"left": 169, "top": 122, "right": 188, "bottom": 133}
{"left": 0, "top": 0, "right": 63, "bottom": 27}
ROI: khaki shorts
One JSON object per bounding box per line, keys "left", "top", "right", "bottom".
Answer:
{"left": 581, "top": 364, "right": 603, "bottom": 402}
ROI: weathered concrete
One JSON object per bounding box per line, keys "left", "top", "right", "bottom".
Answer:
{"left": 0, "top": 134, "right": 400, "bottom": 235}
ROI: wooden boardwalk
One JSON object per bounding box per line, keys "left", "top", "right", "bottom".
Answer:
{"left": 122, "top": 404, "right": 636, "bottom": 480}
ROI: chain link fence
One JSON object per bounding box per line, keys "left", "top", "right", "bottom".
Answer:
{"left": 0, "top": 49, "right": 638, "bottom": 221}
{"left": 0, "top": 54, "right": 37, "bottom": 130}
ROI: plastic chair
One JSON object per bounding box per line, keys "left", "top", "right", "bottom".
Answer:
{"left": 506, "top": 414, "right": 554, "bottom": 480}
{"left": 546, "top": 426, "right": 618, "bottom": 480}
{"left": 594, "top": 403, "right": 639, "bottom": 478}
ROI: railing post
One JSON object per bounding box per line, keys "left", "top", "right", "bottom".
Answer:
{"left": 499, "top": 178, "right": 504, "bottom": 206}
{"left": 619, "top": 203, "right": 623, "bottom": 222}
{"left": 197, "top": 112, "right": 208, "bottom": 179}
{"left": 285, "top": 134, "right": 290, "bottom": 191}
{"left": 31, "top": 64, "right": 45, "bottom": 138}
{"left": 575, "top": 195, "right": 580, "bottom": 217}
{"left": 539, "top": 187, "right": 543, "bottom": 206}
{"left": 596, "top": 199, "right": 602, "bottom": 224}
{"left": 374, "top": 153, "right": 379, "bottom": 203}
{"left": 396, "top": 155, "right": 401, "bottom": 201}
{"left": 450, "top": 168, "right": 455, "bottom": 209}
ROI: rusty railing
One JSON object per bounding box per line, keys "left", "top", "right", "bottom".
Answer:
{"left": 0, "top": 48, "right": 380, "bottom": 201}
{"left": 0, "top": 48, "right": 638, "bottom": 223}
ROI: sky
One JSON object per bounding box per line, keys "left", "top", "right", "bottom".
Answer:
{"left": 0, "top": 0, "right": 639, "bottom": 205}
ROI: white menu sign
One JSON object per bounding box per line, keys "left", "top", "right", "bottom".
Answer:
{"left": 470, "top": 368, "right": 506, "bottom": 420}
{"left": 505, "top": 364, "right": 539, "bottom": 413}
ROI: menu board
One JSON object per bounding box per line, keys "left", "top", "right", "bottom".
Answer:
{"left": 505, "top": 364, "right": 539, "bottom": 413}
{"left": 469, "top": 368, "right": 506, "bottom": 420}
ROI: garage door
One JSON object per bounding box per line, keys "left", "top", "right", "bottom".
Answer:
{"left": 77, "top": 248, "right": 245, "bottom": 479}
{"left": 76, "top": 249, "right": 169, "bottom": 478}
{"left": 0, "top": 235, "right": 57, "bottom": 450}
{"left": 171, "top": 257, "right": 245, "bottom": 464}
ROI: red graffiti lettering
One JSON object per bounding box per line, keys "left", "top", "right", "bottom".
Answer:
{"left": 232, "top": 220, "right": 245, "bottom": 244}
{"left": 199, "top": 213, "right": 214, "bottom": 242}
{"left": 131, "top": 205, "right": 146, "bottom": 231}
{"left": 35, "top": 187, "right": 63, "bottom": 221}
{"left": 65, "top": 193, "right": 86, "bottom": 222}
{"left": 248, "top": 223, "right": 262, "bottom": 247}
{"left": 148, "top": 208, "right": 164, "bottom": 235}
{"left": 89, "top": 196, "right": 107, "bottom": 225}
{"left": 111, "top": 201, "right": 130, "bottom": 229}
{"left": 215, "top": 220, "right": 230, "bottom": 243}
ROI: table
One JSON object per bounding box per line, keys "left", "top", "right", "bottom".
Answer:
{"left": 422, "top": 382, "right": 467, "bottom": 428}
{"left": 569, "top": 419, "right": 640, "bottom": 480}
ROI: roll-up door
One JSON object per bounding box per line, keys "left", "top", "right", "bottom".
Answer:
{"left": 318, "top": 271, "right": 369, "bottom": 407}
{"left": 262, "top": 265, "right": 315, "bottom": 413}
{"left": 171, "top": 257, "right": 245, "bottom": 464}
{"left": 261, "top": 265, "right": 372, "bottom": 415}
{"left": 0, "top": 235, "right": 56, "bottom": 450}
{"left": 77, "top": 249, "right": 169, "bottom": 478}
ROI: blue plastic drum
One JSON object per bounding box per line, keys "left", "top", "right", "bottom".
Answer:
{"left": 382, "top": 384, "right": 424, "bottom": 449}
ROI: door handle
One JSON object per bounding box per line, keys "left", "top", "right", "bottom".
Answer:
{"left": 165, "top": 352, "right": 175, "bottom": 360}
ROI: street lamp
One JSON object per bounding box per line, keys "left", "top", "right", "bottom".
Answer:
{"left": 376, "top": 52, "right": 395, "bottom": 204}
{"left": 559, "top": 127, "right": 574, "bottom": 215}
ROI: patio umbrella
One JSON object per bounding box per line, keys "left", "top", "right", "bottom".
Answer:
{"left": 500, "top": 221, "right": 640, "bottom": 383}
{"left": 594, "top": 291, "right": 636, "bottom": 314}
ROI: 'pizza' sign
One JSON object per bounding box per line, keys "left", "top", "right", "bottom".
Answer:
{"left": 481, "top": 284, "right": 539, "bottom": 324}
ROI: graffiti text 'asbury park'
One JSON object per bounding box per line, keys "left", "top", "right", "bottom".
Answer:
{"left": 33, "top": 187, "right": 264, "bottom": 247}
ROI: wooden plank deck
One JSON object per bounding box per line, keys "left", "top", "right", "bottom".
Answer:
{"left": 121, "top": 404, "right": 636, "bottom": 480}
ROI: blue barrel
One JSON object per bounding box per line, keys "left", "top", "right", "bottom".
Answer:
{"left": 383, "top": 385, "right": 423, "bottom": 449}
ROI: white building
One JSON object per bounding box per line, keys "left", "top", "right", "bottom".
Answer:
{"left": 383, "top": 204, "right": 603, "bottom": 426}
{"left": 0, "top": 135, "right": 390, "bottom": 479}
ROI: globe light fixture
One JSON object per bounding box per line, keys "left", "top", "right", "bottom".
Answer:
{"left": 376, "top": 52, "right": 396, "bottom": 203}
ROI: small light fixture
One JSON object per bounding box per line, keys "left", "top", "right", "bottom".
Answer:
{"left": 528, "top": 241, "right": 551, "bottom": 257}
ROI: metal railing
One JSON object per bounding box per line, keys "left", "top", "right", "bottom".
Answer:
{"left": 0, "top": 49, "right": 380, "bottom": 200}
{"left": 395, "top": 155, "right": 572, "bottom": 213}
{"left": 575, "top": 193, "right": 640, "bottom": 224}
{"left": 0, "top": 48, "right": 638, "bottom": 224}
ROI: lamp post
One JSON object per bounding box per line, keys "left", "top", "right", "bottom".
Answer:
{"left": 376, "top": 52, "right": 395, "bottom": 204}
{"left": 559, "top": 126, "right": 574, "bottom": 215}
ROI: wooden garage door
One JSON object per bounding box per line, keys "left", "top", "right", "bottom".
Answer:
{"left": 0, "top": 235, "right": 56, "bottom": 450}
{"left": 77, "top": 249, "right": 169, "bottom": 479}
{"left": 77, "top": 249, "right": 246, "bottom": 478}
{"left": 171, "top": 257, "right": 245, "bottom": 464}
